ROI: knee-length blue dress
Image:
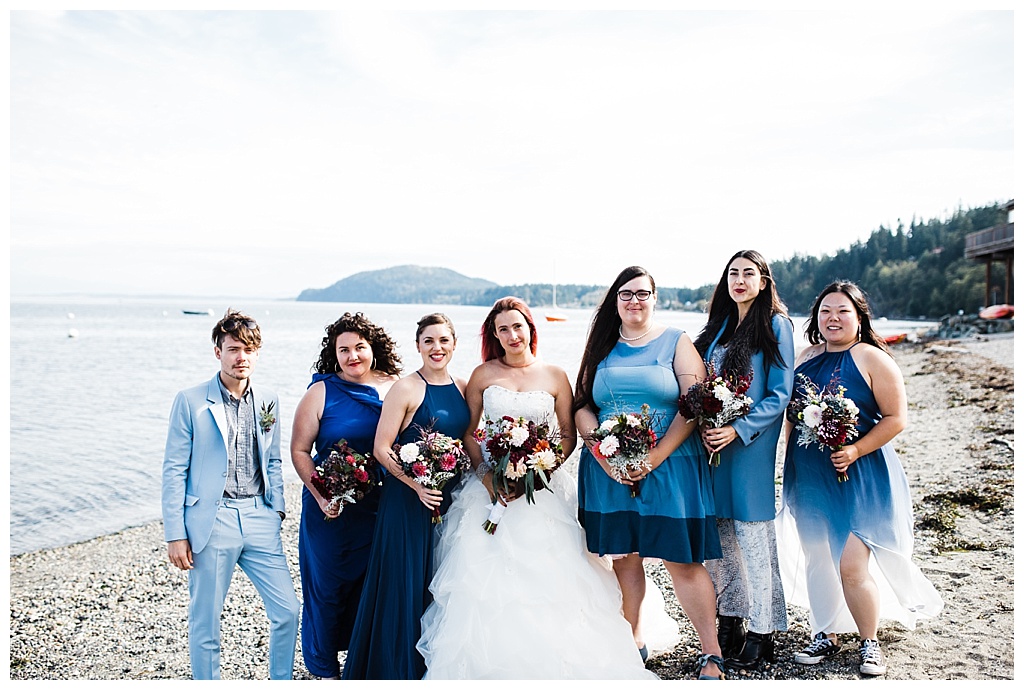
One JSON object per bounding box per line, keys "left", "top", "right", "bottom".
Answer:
{"left": 778, "top": 348, "right": 943, "bottom": 634}
{"left": 298, "top": 374, "right": 383, "bottom": 678}
{"left": 341, "top": 375, "right": 470, "bottom": 680}
{"left": 578, "top": 327, "right": 721, "bottom": 563}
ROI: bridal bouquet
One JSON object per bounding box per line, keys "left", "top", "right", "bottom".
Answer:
{"left": 476, "top": 415, "right": 565, "bottom": 534}
{"left": 309, "top": 439, "right": 381, "bottom": 521}
{"left": 394, "top": 427, "right": 472, "bottom": 524}
{"left": 588, "top": 404, "right": 658, "bottom": 498}
{"left": 787, "top": 373, "right": 861, "bottom": 482}
{"left": 678, "top": 364, "right": 753, "bottom": 466}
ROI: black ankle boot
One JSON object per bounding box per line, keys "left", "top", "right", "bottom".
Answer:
{"left": 716, "top": 615, "right": 746, "bottom": 659}
{"left": 726, "top": 631, "right": 775, "bottom": 669}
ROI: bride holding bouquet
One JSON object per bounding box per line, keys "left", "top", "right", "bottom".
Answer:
{"left": 417, "top": 297, "right": 671, "bottom": 680}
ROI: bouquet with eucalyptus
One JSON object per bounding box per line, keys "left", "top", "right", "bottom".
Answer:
{"left": 309, "top": 439, "right": 380, "bottom": 521}
{"left": 787, "top": 373, "right": 861, "bottom": 482}
{"left": 476, "top": 415, "right": 565, "bottom": 534}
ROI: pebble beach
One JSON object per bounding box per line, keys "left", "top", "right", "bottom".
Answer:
{"left": 7, "top": 334, "right": 1014, "bottom": 681}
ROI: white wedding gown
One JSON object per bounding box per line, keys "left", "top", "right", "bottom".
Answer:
{"left": 417, "top": 386, "right": 678, "bottom": 680}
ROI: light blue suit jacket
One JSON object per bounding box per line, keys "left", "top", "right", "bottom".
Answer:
{"left": 161, "top": 374, "right": 284, "bottom": 554}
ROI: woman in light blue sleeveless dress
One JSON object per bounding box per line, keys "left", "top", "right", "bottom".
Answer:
{"left": 778, "top": 281, "right": 942, "bottom": 677}
{"left": 574, "top": 267, "right": 725, "bottom": 680}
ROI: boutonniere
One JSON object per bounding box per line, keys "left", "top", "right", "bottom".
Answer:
{"left": 259, "top": 401, "right": 277, "bottom": 433}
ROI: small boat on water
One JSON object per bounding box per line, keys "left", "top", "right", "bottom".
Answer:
{"left": 545, "top": 282, "right": 567, "bottom": 322}
{"left": 883, "top": 333, "right": 907, "bottom": 345}
{"left": 979, "top": 304, "right": 1014, "bottom": 320}
{"left": 183, "top": 309, "right": 215, "bottom": 316}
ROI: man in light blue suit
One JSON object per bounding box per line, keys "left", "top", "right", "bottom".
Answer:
{"left": 162, "top": 309, "right": 299, "bottom": 680}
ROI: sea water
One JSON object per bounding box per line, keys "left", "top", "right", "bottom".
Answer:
{"left": 7, "top": 295, "right": 932, "bottom": 555}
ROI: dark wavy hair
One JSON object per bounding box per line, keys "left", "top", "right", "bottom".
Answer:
{"left": 692, "top": 250, "right": 791, "bottom": 377}
{"left": 805, "top": 280, "right": 891, "bottom": 355}
{"left": 313, "top": 312, "right": 402, "bottom": 375}
{"left": 573, "top": 266, "right": 655, "bottom": 413}
{"left": 480, "top": 297, "right": 538, "bottom": 362}
{"left": 416, "top": 312, "right": 456, "bottom": 342}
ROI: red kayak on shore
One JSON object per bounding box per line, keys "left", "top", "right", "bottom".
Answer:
{"left": 979, "top": 304, "right": 1014, "bottom": 320}
{"left": 883, "top": 333, "right": 907, "bottom": 345}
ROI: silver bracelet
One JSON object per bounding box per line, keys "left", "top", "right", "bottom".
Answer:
{"left": 475, "top": 460, "right": 493, "bottom": 481}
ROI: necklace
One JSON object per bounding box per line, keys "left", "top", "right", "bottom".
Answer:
{"left": 619, "top": 323, "right": 653, "bottom": 342}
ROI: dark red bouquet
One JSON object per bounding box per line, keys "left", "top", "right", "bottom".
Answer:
{"left": 309, "top": 439, "right": 380, "bottom": 520}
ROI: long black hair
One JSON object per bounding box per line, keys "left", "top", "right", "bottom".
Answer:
{"left": 573, "top": 266, "right": 655, "bottom": 414}
{"left": 692, "top": 250, "right": 791, "bottom": 377}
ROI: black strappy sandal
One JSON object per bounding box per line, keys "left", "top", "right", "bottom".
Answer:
{"left": 695, "top": 653, "right": 726, "bottom": 680}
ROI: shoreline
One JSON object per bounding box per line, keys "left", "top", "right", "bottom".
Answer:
{"left": 8, "top": 334, "right": 1014, "bottom": 680}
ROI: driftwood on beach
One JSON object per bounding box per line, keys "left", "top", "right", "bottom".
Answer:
{"left": 8, "top": 336, "right": 1014, "bottom": 681}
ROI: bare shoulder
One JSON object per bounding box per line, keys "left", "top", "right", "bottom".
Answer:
{"left": 852, "top": 343, "right": 901, "bottom": 377}
{"left": 795, "top": 343, "right": 825, "bottom": 367}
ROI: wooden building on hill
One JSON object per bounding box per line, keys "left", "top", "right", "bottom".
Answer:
{"left": 964, "top": 199, "right": 1014, "bottom": 307}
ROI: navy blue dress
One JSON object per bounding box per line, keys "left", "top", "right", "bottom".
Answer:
{"left": 341, "top": 375, "right": 469, "bottom": 680}
{"left": 298, "top": 374, "right": 384, "bottom": 678}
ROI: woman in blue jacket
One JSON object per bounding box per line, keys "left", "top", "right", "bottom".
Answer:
{"left": 692, "top": 250, "right": 795, "bottom": 670}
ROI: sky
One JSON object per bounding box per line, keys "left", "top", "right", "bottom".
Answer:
{"left": 7, "top": 8, "right": 1015, "bottom": 298}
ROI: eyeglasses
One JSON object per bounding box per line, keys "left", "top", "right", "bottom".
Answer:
{"left": 617, "top": 290, "right": 653, "bottom": 302}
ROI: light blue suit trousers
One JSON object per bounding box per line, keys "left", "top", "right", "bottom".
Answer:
{"left": 188, "top": 496, "right": 299, "bottom": 680}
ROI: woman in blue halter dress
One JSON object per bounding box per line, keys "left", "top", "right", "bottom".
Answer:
{"left": 777, "top": 282, "right": 942, "bottom": 677}
{"left": 574, "top": 267, "right": 725, "bottom": 679}
{"left": 342, "top": 314, "right": 470, "bottom": 680}
{"left": 290, "top": 313, "right": 402, "bottom": 679}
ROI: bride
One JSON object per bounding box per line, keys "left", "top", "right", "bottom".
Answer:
{"left": 417, "top": 297, "right": 677, "bottom": 679}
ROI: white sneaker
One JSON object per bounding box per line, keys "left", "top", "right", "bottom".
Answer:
{"left": 858, "top": 638, "right": 887, "bottom": 676}
{"left": 794, "top": 632, "right": 841, "bottom": 665}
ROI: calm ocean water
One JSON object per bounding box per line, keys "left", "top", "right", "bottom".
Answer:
{"left": 8, "top": 295, "right": 933, "bottom": 555}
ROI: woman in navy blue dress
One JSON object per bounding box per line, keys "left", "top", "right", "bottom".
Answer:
{"left": 779, "top": 282, "right": 942, "bottom": 677}
{"left": 290, "top": 313, "right": 401, "bottom": 679}
{"left": 692, "top": 250, "right": 794, "bottom": 669}
{"left": 342, "top": 313, "right": 470, "bottom": 680}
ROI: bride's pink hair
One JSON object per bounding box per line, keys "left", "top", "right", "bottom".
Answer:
{"left": 480, "top": 296, "right": 539, "bottom": 362}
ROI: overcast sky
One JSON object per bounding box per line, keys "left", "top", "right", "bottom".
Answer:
{"left": 8, "top": 9, "right": 1014, "bottom": 298}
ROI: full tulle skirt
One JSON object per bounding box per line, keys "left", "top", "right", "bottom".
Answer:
{"left": 418, "top": 470, "right": 676, "bottom": 679}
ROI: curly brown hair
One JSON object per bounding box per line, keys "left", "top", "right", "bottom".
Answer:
{"left": 313, "top": 312, "right": 402, "bottom": 375}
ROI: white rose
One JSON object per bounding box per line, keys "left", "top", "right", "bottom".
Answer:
{"left": 399, "top": 443, "right": 421, "bottom": 464}
{"left": 598, "top": 436, "right": 620, "bottom": 457}
{"left": 626, "top": 414, "right": 641, "bottom": 428}
{"left": 599, "top": 419, "right": 617, "bottom": 432}
{"left": 509, "top": 425, "right": 531, "bottom": 447}
{"left": 802, "top": 404, "right": 823, "bottom": 428}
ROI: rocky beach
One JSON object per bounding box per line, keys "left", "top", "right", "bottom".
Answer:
{"left": 8, "top": 334, "right": 1014, "bottom": 681}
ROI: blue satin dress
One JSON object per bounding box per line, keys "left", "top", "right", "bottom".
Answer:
{"left": 779, "top": 348, "right": 943, "bottom": 634}
{"left": 298, "top": 374, "right": 384, "bottom": 678}
{"left": 578, "top": 327, "right": 721, "bottom": 563}
{"left": 341, "top": 375, "right": 470, "bottom": 680}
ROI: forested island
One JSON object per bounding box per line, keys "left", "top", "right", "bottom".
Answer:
{"left": 297, "top": 203, "right": 1010, "bottom": 319}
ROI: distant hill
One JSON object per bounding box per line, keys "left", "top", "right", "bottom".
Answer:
{"left": 296, "top": 265, "right": 499, "bottom": 304}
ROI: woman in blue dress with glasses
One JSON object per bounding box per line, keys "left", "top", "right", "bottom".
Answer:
{"left": 574, "top": 266, "right": 725, "bottom": 680}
